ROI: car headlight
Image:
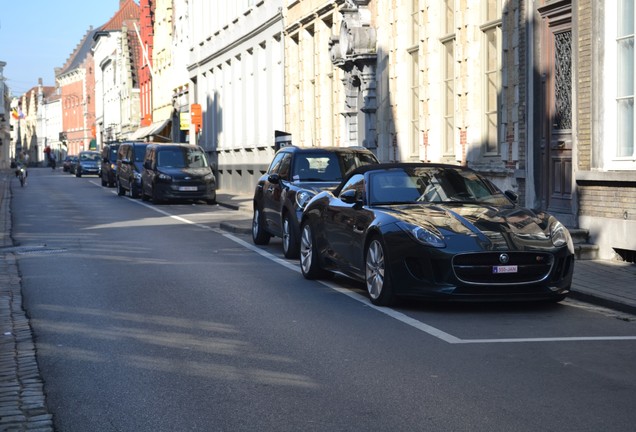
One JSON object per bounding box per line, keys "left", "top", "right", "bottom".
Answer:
{"left": 158, "top": 173, "right": 172, "bottom": 181}
{"left": 550, "top": 219, "right": 573, "bottom": 250}
{"left": 396, "top": 221, "right": 446, "bottom": 248}
{"left": 296, "top": 190, "right": 316, "bottom": 209}
{"left": 203, "top": 173, "right": 215, "bottom": 181}
{"left": 134, "top": 172, "right": 142, "bottom": 180}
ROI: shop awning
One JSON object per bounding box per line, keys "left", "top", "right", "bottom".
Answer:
{"left": 129, "top": 119, "right": 171, "bottom": 141}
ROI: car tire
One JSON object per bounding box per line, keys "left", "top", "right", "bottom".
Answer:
{"left": 365, "top": 236, "right": 395, "bottom": 306}
{"left": 141, "top": 182, "right": 149, "bottom": 201}
{"left": 76, "top": 171, "right": 82, "bottom": 178}
{"left": 300, "top": 222, "right": 329, "bottom": 279}
{"left": 117, "top": 178, "right": 125, "bottom": 196}
{"left": 252, "top": 206, "right": 271, "bottom": 245}
{"left": 151, "top": 187, "right": 162, "bottom": 204}
{"left": 282, "top": 213, "right": 299, "bottom": 259}
{"left": 131, "top": 182, "right": 141, "bottom": 199}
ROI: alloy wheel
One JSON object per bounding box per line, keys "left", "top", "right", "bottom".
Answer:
{"left": 252, "top": 209, "right": 261, "bottom": 239}
{"left": 282, "top": 217, "right": 291, "bottom": 253}
{"left": 300, "top": 224, "right": 313, "bottom": 275}
{"left": 366, "top": 239, "right": 385, "bottom": 300}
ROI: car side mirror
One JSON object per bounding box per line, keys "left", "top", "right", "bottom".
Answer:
{"left": 340, "top": 189, "right": 363, "bottom": 206}
{"left": 268, "top": 173, "right": 281, "bottom": 184}
{"left": 504, "top": 190, "right": 518, "bottom": 203}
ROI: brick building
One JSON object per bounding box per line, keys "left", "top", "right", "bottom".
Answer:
{"left": 55, "top": 27, "right": 99, "bottom": 155}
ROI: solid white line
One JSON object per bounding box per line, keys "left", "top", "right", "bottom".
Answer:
{"left": 116, "top": 190, "right": 636, "bottom": 345}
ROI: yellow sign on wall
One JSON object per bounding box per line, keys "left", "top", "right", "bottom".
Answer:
{"left": 180, "top": 112, "right": 190, "bottom": 130}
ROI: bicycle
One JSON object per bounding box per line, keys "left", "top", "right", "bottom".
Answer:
{"left": 16, "top": 164, "right": 27, "bottom": 187}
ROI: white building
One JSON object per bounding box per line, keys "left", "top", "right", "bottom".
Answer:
{"left": 93, "top": 25, "right": 141, "bottom": 147}
{"left": 188, "top": 0, "right": 286, "bottom": 193}
{"left": 36, "top": 81, "right": 63, "bottom": 163}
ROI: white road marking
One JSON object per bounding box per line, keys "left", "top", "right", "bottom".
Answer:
{"left": 115, "top": 189, "right": 636, "bottom": 344}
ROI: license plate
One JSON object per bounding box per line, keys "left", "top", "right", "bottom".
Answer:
{"left": 493, "top": 265, "right": 518, "bottom": 274}
{"left": 179, "top": 186, "right": 198, "bottom": 191}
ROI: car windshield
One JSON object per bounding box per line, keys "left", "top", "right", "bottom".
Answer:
{"left": 80, "top": 153, "right": 99, "bottom": 161}
{"left": 157, "top": 148, "right": 209, "bottom": 168}
{"left": 110, "top": 147, "right": 118, "bottom": 160}
{"left": 293, "top": 153, "right": 343, "bottom": 182}
{"left": 368, "top": 167, "right": 512, "bottom": 206}
{"left": 133, "top": 146, "right": 148, "bottom": 162}
{"left": 292, "top": 152, "right": 377, "bottom": 182}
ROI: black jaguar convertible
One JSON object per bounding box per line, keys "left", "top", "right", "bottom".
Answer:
{"left": 299, "top": 163, "right": 575, "bottom": 306}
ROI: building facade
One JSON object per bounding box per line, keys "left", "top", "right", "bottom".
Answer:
{"left": 93, "top": 0, "right": 142, "bottom": 147}
{"left": 574, "top": 0, "right": 636, "bottom": 260}
{"left": 188, "top": 0, "right": 286, "bottom": 193}
{"left": 36, "top": 80, "right": 63, "bottom": 164}
{"left": 55, "top": 27, "right": 99, "bottom": 155}
{"left": 0, "top": 62, "right": 10, "bottom": 168}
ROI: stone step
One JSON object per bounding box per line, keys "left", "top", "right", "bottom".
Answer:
{"left": 567, "top": 228, "right": 590, "bottom": 245}
{"left": 567, "top": 228, "right": 599, "bottom": 260}
{"left": 574, "top": 243, "right": 599, "bottom": 260}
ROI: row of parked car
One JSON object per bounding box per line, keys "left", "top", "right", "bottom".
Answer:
{"left": 251, "top": 145, "right": 576, "bottom": 306}
{"left": 63, "top": 141, "right": 217, "bottom": 204}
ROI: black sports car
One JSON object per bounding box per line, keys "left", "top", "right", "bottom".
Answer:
{"left": 299, "top": 163, "right": 575, "bottom": 306}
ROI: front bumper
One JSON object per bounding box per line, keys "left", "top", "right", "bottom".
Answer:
{"left": 383, "top": 232, "right": 574, "bottom": 302}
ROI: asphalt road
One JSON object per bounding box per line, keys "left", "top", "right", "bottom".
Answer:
{"left": 10, "top": 168, "right": 636, "bottom": 432}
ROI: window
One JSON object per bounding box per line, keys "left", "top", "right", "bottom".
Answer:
{"left": 617, "top": 0, "right": 635, "bottom": 158}
{"left": 442, "top": 39, "right": 455, "bottom": 156}
{"left": 410, "top": 51, "right": 420, "bottom": 157}
{"left": 482, "top": 0, "right": 502, "bottom": 155}
{"left": 604, "top": 0, "right": 635, "bottom": 169}
{"left": 441, "top": 0, "right": 455, "bottom": 157}
{"left": 409, "top": 0, "right": 420, "bottom": 158}
{"left": 339, "top": 174, "right": 366, "bottom": 202}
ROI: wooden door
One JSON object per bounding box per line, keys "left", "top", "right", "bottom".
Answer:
{"left": 539, "top": 1, "right": 574, "bottom": 222}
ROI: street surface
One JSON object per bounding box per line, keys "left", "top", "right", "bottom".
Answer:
{"left": 10, "top": 168, "right": 636, "bottom": 431}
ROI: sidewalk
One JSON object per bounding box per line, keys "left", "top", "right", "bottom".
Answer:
{"left": 0, "top": 170, "right": 54, "bottom": 431}
{"left": 1, "top": 175, "right": 635, "bottom": 430}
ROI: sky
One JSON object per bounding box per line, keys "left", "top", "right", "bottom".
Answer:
{"left": 0, "top": 0, "right": 124, "bottom": 96}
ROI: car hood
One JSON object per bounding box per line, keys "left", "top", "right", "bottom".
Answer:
{"left": 158, "top": 167, "right": 213, "bottom": 178}
{"left": 381, "top": 203, "right": 555, "bottom": 250}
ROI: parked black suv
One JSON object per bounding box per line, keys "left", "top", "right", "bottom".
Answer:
{"left": 252, "top": 146, "right": 379, "bottom": 258}
{"left": 141, "top": 143, "right": 216, "bottom": 204}
{"left": 116, "top": 141, "right": 149, "bottom": 198}
{"left": 101, "top": 143, "right": 120, "bottom": 187}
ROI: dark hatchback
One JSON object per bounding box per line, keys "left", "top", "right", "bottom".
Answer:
{"left": 63, "top": 155, "right": 77, "bottom": 173}
{"left": 252, "top": 146, "right": 379, "bottom": 259}
{"left": 299, "top": 163, "right": 575, "bottom": 306}
{"left": 141, "top": 143, "right": 216, "bottom": 204}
